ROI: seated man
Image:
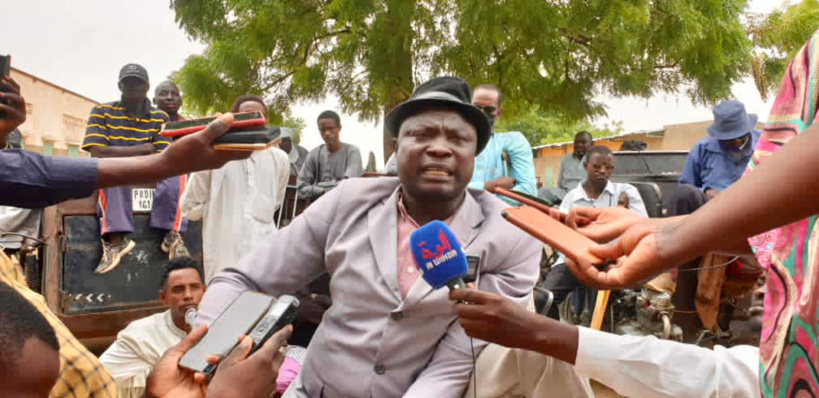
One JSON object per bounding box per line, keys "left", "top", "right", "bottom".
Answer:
{"left": 538, "top": 131, "right": 593, "bottom": 205}
{"left": 296, "top": 110, "right": 363, "bottom": 200}
{"left": 542, "top": 146, "right": 646, "bottom": 321}
{"left": 0, "top": 281, "right": 61, "bottom": 398}
{"left": 197, "top": 77, "right": 581, "bottom": 397}
{"left": 100, "top": 257, "right": 206, "bottom": 397}
{"left": 82, "top": 63, "right": 189, "bottom": 274}
{"left": 279, "top": 128, "right": 309, "bottom": 180}
{"left": 468, "top": 84, "right": 537, "bottom": 203}
{"left": 672, "top": 100, "right": 760, "bottom": 340}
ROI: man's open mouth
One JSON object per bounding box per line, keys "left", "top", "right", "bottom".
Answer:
{"left": 421, "top": 167, "right": 452, "bottom": 177}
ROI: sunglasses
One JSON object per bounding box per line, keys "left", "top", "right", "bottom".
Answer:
{"left": 474, "top": 105, "right": 498, "bottom": 116}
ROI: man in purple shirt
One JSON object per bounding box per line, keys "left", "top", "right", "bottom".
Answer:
{"left": 671, "top": 100, "right": 760, "bottom": 340}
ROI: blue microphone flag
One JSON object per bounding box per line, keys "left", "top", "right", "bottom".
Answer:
{"left": 409, "top": 220, "right": 468, "bottom": 290}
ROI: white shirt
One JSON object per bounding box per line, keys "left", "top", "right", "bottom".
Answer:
{"left": 181, "top": 147, "right": 289, "bottom": 282}
{"left": 99, "top": 310, "right": 186, "bottom": 398}
{"left": 575, "top": 327, "right": 760, "bottom": 397}
{"left": 559, "top": 180, "right": 648, "bottom": 217}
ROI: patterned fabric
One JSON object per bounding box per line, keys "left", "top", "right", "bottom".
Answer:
{"left": 0, "top": 252, "right": 116, "bottom": 397}
{"left": 746, "top": 30, "right": 819, "bottom": 397}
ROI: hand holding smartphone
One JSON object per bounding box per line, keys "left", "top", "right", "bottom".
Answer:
{"left": 178, "top": 291, "right": 299, "bottom": 374}
{"left": 502, "top": 205, "right": 604, "bottom": 265}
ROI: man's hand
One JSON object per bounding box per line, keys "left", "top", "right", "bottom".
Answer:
{"left": 566, "top": 207, "right": 649, "bottom": 242}
{"left": 158, "top": 113, "right": 251, "bottom": 176}
{"left": 145, "top": 325, "right": 209, "bottom": 398}
{"left": 206, "top": 326, "right": 292, "bottom": 398}
{"left": 704, "top": 188, "right": 720, "bottom": 200}
{"left": 0, "top": 76, "right": 27, "bottom": 138}
{"left": 564, "top": 220, "right": 689, "bottom": 289}
{"left": 485, "top": 176, "right": 516, "bottom": 192}
{"left": 450, "top": 289, "right": 580, "bottom": 365}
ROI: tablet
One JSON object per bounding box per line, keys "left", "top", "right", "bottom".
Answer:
{"left": 502, "top": 205, "right": 603, "bottom": 265}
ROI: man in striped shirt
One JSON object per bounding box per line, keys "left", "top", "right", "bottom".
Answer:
{"left": 82, "top": 63, "right": 189, "bottom": 274}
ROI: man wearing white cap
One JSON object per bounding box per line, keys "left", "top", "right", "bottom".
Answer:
{"left": 279, "top": 127, "right": 309, "bottom": 179}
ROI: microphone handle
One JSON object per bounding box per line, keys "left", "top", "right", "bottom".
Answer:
{"left": 446, "top": 278, "right": 466, "bottom": 292}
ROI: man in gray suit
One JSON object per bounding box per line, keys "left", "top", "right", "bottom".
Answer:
{"left": 196, "top": 77, "right": 581, "bottom": 397}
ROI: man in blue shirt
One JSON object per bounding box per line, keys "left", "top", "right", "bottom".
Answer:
{"left": 468, "top": 84, "right": 537, "bottom": 204}
{"left": 671, "top": 100, "right": 760, "bottom": 341}
{"left": 674, "top": 100, "right": 760, "bottom": 214}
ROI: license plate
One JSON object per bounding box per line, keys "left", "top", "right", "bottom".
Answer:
{"left": 132, "top": 188, "right": 155, "bottom": 212}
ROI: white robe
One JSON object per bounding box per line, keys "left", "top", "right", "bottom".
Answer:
{"left": 181, "top": 147, "right": 289, "bottom": 282}
{"left": 99, "top": 310, "right": 186, "bottom": 398}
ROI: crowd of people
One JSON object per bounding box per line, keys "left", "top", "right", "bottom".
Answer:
{"left": 0, "top": 27, "right": 818, "bottom": 398}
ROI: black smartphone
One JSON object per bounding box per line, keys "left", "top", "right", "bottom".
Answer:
{"left": 160, "top": 111, "right": 266, "bottom": 138}
{"left": 179, "top": 291, "right": 275, "bottom": 374}
{"left": 247, "top": 295, "right": 299, "bottom": 352}
{"left": 0, "top": 55, "right": 10, "bottom": 78}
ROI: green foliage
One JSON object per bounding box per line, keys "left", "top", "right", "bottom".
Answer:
{"left": 749, "top": 0, "right": 819, "bottom": 99}
{"left": 496, "top": 107, "right": 623, "bottom": 146}
{"left": 171, "top": 0, "right": 752, "bottom": 156}
{"left": 282, "top": 116, "right": 306, "bottom": 145}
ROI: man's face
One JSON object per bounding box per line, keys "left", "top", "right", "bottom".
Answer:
{"left": 574, "top": 135, "right": 592, "bottom": 158}
{"left": 119, "top": 77, "right": 149, "bottom": 103}
{"left": 160, "top": 268, "right": 205, "bottom": 325}
{"left": 584, "top": 152, "right": 614, "bottom": 188}
{"left": 4, "top": 338, "right": 60, "bottom": 398}
{"left": 318, "top": 118, "right": 341, "bottom": 148}
{"left": 153, "top": 82, "right": 182, "bottom": 114}
{"left": 719, "top": 133, "right": 751, "bottom": 150}
{"left": 471, "top": 88, "right": 501, "bottom": 129}
{"left": 396, "top": 109, "right": 477, "bottom": 202}
{"left": 280, "top": 137, "right": 293, "bottom": 153}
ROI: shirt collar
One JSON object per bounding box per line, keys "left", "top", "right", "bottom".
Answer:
{"left": 163, "top": 309, "right": 188, "bottom": 338}
{"left": 116, "top": 98, "right": 155, "bottom": 118}
{"left": 573, "top": 180, "right": 615, "bottom": 203}
{"left": 396, "top": 190, "right": 460, "bottom": 227}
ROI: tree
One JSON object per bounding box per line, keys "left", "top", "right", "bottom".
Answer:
{"left": 496, "top": 107, "right": 623, "bottom": 147}
{"left": 748, "top": 0, "right": 819, "bottom": 100}
{"left": 281, "top": 116, "right": 305, "bottom": 146}
{"left": 171, "top": 0, "right": 751, "bottom": 159}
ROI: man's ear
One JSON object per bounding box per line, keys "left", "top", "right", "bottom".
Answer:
{"left": 496, "top": 107, "right": 503, "bottom": 119}
{"left": 153, "top": 97, "right": 157, "bottom": 106}
{"left": 159, "top": 290, "right": 167, "bottom": 305}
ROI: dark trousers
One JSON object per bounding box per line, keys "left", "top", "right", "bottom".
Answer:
{"left": 669, "top": 183, "right": 709, "bottom": 340}
{"left": 97, "top": 175, "right": 188, "bottom": 236}
{"left": 542, "top": 262, "right": 596, "bottom": 320}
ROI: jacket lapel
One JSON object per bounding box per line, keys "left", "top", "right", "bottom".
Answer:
{"left": 367, "top": 188, "right": 403, "bottom": 303}
{"left": 402, "top": 192, "right": 486, "bottom": 308}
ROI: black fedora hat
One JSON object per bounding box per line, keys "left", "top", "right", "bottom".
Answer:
{"left": 385, "top": 76, "right": 491, "bottom": 154}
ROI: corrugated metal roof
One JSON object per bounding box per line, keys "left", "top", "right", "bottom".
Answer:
{"left": 532, "top": 128, "right": 665, "bottom": 150}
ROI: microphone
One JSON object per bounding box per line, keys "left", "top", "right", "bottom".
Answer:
{"left": 185, "top": 308, "right": 197, "bottom": 328}
{"left": 409, "top": 220, "right": 468, "bottom": 291}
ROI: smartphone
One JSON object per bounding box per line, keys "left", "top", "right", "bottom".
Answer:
{"left": 247, "top": 295, "right": 299, "bottom": 352}
{"left": 464, "top": 255, "right": 481, "bottom": 284}
{"left": 160, "top": 112, "right": 267, "bottom": 138}
{"left": 494, "top": 187, "right": 591, "bottom": 225}
{"left": 212, "top": 126, "right": 282, "bottom": 151}
{"left": 502, "top": 205, "right": 603, "bottom": 265}
{"left": 0, "top": 55, "right": 10, "bottom": 78}
{"left": 179, "top": 291, "right": 275, "bottom": 374}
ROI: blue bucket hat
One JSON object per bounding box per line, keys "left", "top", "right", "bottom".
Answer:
{"left": 706, "top": 100, "right": 758, "bottom": 141}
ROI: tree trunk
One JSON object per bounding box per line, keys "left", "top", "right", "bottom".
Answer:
{"left": 380, "top": 0, "right": 415, "bottom": 164}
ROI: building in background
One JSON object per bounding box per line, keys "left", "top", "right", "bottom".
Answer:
{"left": 10, "top": 67, "right": 99, "bottom": 156}
{"left": 533, "top": 121, "right": 714, "bottom": 188}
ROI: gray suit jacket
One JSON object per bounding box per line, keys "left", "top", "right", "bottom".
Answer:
{"left": 196, "top": 177, "right": 541, "bottom": 398}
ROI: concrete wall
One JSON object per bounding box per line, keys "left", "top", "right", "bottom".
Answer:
{"left": 11, "top": 68, "right": 98, "bottom": 157}
{"left": 533, "top": 121, "right": 711, "bottom": 187}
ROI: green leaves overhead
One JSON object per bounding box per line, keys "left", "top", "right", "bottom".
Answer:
{"left": 171, "top": 0, "right": 753, "bottom": 155}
